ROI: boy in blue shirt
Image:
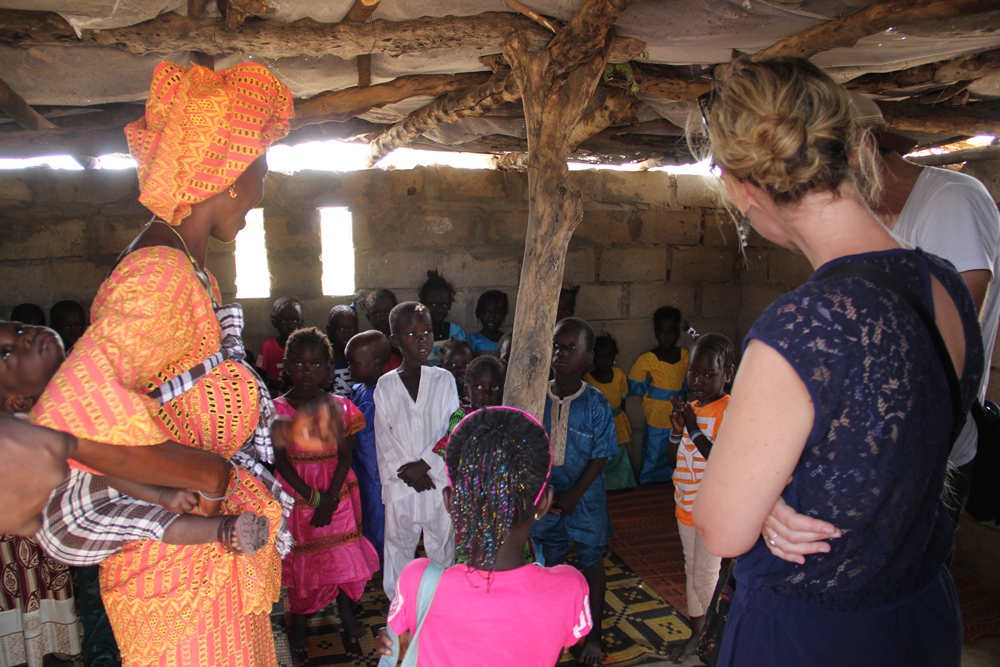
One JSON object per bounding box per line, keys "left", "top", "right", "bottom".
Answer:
{"left": 346, "top": 329, "right": 392, "bottom": 567}
{"left": 530, "top": 317, "right": 617, "bottom": 665}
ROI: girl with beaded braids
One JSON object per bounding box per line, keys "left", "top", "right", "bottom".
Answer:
{"left": 692, "top": 57, "right": 983, "bottom": 667}
{"left": 379, "top": 407, "right": 593, "bottom": 666}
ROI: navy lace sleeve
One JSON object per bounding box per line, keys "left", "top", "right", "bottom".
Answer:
{"left": 736, "top": 248, "right": 984, "bottom": 611}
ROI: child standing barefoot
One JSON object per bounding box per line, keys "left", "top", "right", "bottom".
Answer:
{"left": 272, "top": 328, "right": 379, "bottom": 657}
{"left": 419, "top": 270, "right": 466, "bottom": 365}
{"left": 667, "top": 334, "right": 734, "bottom": 664}
{"left": 326, "top": 305, "right": 359, "bottom": 396}
{"left": 531, "top": 318, "right": 618, "bottom": 666}
{"left": 586, "top": 334, "right": 637, "bottom": 490}
{"left": 629, "top": 306, "right": 691, "bottom": 484}
{"left": 378, "top": 407, "right": 593, "bottom": 666}
{"left": 467, "top": 290, "right": 508, "bottom": 356}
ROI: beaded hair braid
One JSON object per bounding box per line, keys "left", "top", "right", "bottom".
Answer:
{"left": 445, "top": 407, "right": 551, "bottom": 574}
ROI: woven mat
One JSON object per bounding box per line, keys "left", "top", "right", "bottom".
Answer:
{"left": 270, "top": 550, "right": 690, "bottom": 667}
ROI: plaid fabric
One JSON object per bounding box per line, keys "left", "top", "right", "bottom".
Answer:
{"left": 37, "top": 469, "right": 177, "bottom": 566}
{"left": 37, "top": 302, "right": 293, "bottom": 565}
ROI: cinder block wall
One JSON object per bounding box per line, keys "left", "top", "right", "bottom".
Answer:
{"left": 0, "top": 165, "right": 817, "bottom": 470}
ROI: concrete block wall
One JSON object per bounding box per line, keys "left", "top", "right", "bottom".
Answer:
{"left": 0, "top": 165, "right": 809, "bottom": 470}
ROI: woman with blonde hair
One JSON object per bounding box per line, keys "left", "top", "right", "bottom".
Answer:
{"left": 31, "top": 61, "right": 295, "bottom": 667}
{"left": 692, "top": 57, "right": 982, "bottom": 667}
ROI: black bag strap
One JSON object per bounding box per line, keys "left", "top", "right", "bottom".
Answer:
{"left": 817, "top": 261, "right": 966, "bottom": 441}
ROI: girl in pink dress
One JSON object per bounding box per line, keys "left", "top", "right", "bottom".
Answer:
{"left": 273, "top": 327, "right": 380, "bottom": 661}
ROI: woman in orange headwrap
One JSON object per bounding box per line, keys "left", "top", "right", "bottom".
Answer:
{"left": 31, "top": 61, "right": 295, "bottom": 667}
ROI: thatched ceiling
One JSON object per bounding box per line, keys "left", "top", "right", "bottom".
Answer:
{"left": 1, "top": 0, "right": 1000, "bottom": 165}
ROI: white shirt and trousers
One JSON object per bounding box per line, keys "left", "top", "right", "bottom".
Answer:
{"left": 374, "top": 366, "right": 459, "bottom": 599}
{"left": 891, "top": 166, "right": 1000, "bottom": 508}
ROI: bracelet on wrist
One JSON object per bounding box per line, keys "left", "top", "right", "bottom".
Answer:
{"left": 310, "top": 489, "right": 324, "bottom": 509}
{"left": 668, "top": 431, "right": 683, "bottom": 442}
{"left": 688, "top": 428, "right": 705, "bottom": 441}
{"left": 198, "top": 460, "right": 240, "bottom": 501}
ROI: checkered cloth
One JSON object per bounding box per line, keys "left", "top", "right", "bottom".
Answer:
{"left": 36, "top": 303, "right": 294, "bottom": 565}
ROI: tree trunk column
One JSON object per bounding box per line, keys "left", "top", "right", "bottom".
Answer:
{"left": 501, "top": 31, "right": 613, "bottom": 419}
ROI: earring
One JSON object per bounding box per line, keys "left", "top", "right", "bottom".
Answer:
{"left": 228, "top": 186, "right": 237, "bottom": 199}
{"left": 534, "top": 512, "right": 541, "bottom": 520}
{"left": 737, "top": 215, "right": 751, "bottom": 249}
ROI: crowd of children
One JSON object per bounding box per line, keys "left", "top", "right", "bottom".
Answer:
{"left": 6, "top": 273, "right": 734, "bottom": 667}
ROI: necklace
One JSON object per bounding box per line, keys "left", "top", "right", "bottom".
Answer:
{"left": 151, "top": 218, "right": 219, "bottom": 307}
{"left": 153, "top": 218, "right": 200, "bottom": 271}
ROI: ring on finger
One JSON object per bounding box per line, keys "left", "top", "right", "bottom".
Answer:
{"left": 768, "top": 532, "right": 778, "bottom": 547}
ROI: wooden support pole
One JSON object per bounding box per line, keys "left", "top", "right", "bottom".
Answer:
{"left": 343, "top": 0, "right": 381, "bottom": 24}
{"left": 501, "top": 0, "right": 636, "bottom": 418}
{"left": 340, "top": 0, "right": 380, "bottom": 87}
{"left": 848, "top": 48, "right": 1000, "bottom": 95}
{"left": 0, "top": 77, "right": 55, "bottom": 131}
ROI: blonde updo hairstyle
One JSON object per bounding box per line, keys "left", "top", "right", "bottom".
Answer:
{"left": 701, "top": 56, "right": 879, "bottom": 207}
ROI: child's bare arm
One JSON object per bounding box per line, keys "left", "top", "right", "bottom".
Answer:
{"left": 103, "top": 476, "right": 198, "bottom": 515}
{"left": 552, "top": 457, "right": 607, "bottom": 516}
{"left": 311, "top": 434, "right": 357, "bottom": 527}
{"left": 273, "top": 447, "right": 314, "bottom": 501}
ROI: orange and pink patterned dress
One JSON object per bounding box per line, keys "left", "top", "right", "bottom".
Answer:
{"left": 31, "top": 246, "right": 282, "bottom": 667}
{"left": 274, "top": 395, "right": 380, "bottom": 615}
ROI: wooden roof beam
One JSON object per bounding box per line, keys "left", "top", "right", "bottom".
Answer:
{"left": 848, "top": 48, "right": 1000, "bottom": 95}
{"left": 0, "top": 77, "right": 55, "bottom": 131}
{"left": 757, "top": 0, "right": 996, "bottom": 61}
{"left": 0, "top": 9, "right": 644, "bottom": 63}
{"left": 878, "top": 98, "right": 1000, "bottom": 135}
{"left": 292, "top": 72, "right": 492, "bottom": 128}
{"left": 366, "top": 69, "right": 522, "bottom": 165}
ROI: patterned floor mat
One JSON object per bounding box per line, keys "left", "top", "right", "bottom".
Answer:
{"left": 270, "top": 550, "right": 690, "bottom": 667}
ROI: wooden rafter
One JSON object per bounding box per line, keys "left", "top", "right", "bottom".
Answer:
{"left": 292, "top": 73, "right": 492, "bottom": 128}
{"left": 878, "top": 98, "right": 1000, "bottom": 135}
{"left": 0, "top": 10, "right": 644, "bottom": 63}
{"left": 756, "top": 0, "right": 996, "bottom": 60}
{"left": 501, "top": 0, "right": 638, "bottom": 417}
{"left": 0, "top": 77, "right": 55, "bottom": 131}
{"left": 908, "top": 143, "right": 1000, "bottom": 166}
{"left": 568, "top": 87, "right": 636, "bottom": 152}
{"left": 848, "top": 48, "right": 1000, "bottom": 95}
{"left": 366, "top": 70, "right": 522, "bottom": 165}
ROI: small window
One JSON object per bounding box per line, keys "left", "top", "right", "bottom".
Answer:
{"left": 235, "top": 208, "right": 271, "bottom": 298}
{"left": 320, "top": 207, "right": 355, "bottom": 296}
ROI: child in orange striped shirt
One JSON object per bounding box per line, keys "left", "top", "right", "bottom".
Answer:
{"left": 667, "top": 333, "right": 735, "bottom": 664}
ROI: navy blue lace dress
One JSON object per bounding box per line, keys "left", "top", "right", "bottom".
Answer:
{"left": 719, "top": 249, "right": 984, "bottom": 667}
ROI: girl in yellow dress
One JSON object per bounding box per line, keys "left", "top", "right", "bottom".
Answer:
{"left": 585, "top": 334, "right": 636, "bottom": 490}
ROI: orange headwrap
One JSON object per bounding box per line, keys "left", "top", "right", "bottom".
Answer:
{"left": 125, "top": 61, "right": 294, "bottom": 225}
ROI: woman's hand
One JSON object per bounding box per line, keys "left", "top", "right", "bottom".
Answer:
{"left": 0, "top": 416, "right": 73, "bottom": 535}
{"left": 761, "top": 495, "right": 842, "bottom": 565}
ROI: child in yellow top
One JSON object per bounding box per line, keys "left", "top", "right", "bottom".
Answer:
{"left": 585, "top": 334, "right": 636, "bottom": 490}
{"left": 667, "top": 333, "right": 735, "bottom": 664}
{"left": 629, "top": 306, "right": 689, "bottom": 484}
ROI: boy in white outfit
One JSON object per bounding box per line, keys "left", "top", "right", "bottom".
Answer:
{"left": 374, "top": 301, "right": 459, "bottom": 599}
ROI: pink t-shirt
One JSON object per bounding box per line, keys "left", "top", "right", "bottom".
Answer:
{"left": 255, "top": 337, "right": 285, "bottom": 382}
{"left": 387, "top": 558, "right": 592, "bottom": 666}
